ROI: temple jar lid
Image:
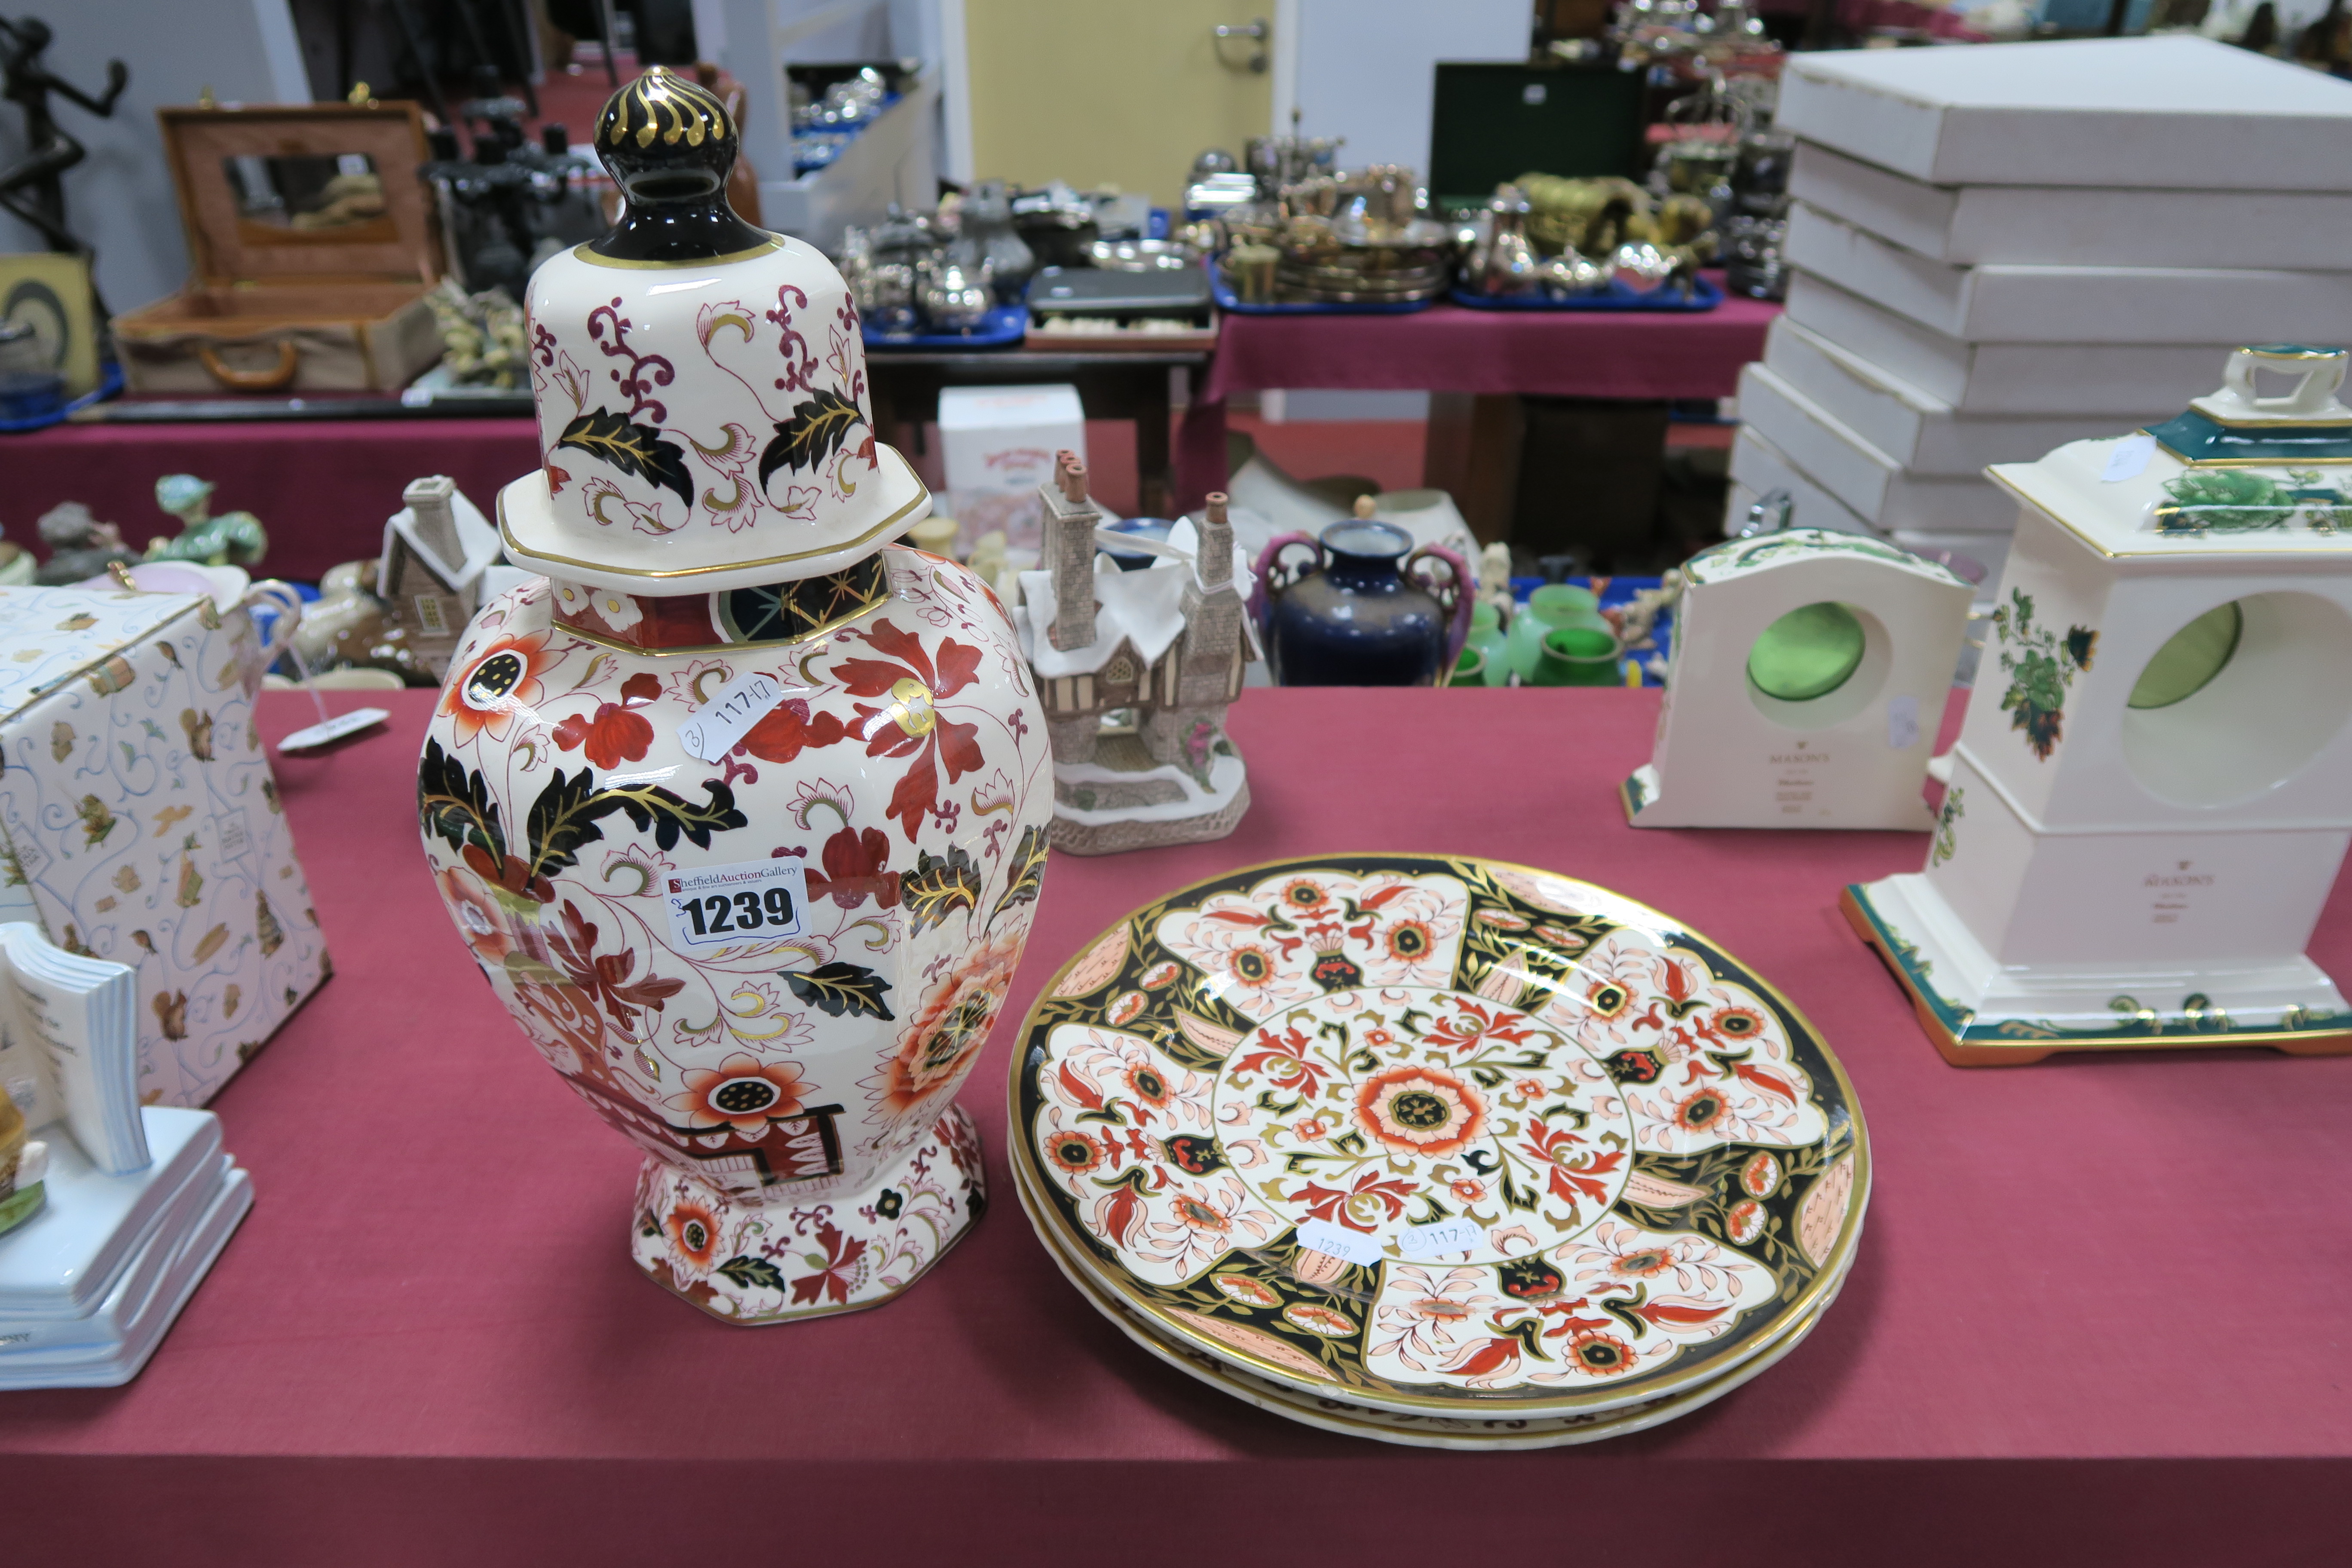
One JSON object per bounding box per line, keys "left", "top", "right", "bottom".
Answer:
{"left": 502, "top": 67, "right": 928, "bottom": 595}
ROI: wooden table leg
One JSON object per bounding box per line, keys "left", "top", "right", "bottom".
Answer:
{"left": 1135, "top": 364, "right": 1173, "bottom": 518}
{"left": 1423, "top": 392, "right": 1523, "bottom": 546}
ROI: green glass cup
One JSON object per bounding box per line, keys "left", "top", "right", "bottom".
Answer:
{"left": 1506, "top": 584, "right": 1614, "bottom": 681}
{"left": 1533, "top": 625, "right": 1621, "bottom": 687}
{"left": 1747, "top": 601, "right": 1865, "bottom": 702}
{"left": 1452, "top": 646, "right": 1487, "bottom": 686}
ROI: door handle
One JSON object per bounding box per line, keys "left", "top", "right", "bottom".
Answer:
{"left": 1212, "top": 18, "right": 1269, "bottom": 73}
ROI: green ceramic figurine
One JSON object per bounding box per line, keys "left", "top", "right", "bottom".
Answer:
{"left": 0, "top": 1087, "right": 45, "bottom": 1235}
{"left": 144, "top": 475, "right": 268, "bottom": 568}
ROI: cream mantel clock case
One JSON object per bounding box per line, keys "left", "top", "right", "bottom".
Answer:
{"left": 1847, "top": 345, "right": 2352, "bottom": 1066}
{"left": 1624, "top": 528, "right": 1972, "bottom": 831}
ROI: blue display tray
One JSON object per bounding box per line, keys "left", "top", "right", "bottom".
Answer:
{"left": 862, "top": 304, "right": 1027, "bottom": 351}
{"left": 1211, "top": 275, "right": 1436, "bottom": 316}
{"left": 1449, "top": 276, "right": 1723, "bottom": 313}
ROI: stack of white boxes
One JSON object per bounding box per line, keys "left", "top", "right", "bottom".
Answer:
{"left": 1730, "top": 35, "right": 2352, "bottom": 597}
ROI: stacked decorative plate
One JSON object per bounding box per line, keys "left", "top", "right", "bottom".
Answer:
{"left": 1008, "top": 854, "right": 1868, "bottom": 1448}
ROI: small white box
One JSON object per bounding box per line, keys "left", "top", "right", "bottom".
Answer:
{"left": 1738, "top": 362, "right": 2015, "bottom": 534}
{"left": 1779, "top": 35, "right": 2352, "bottom": 191}
{"left": 1784, "top": 204, "right": 2352, "bottom": 346}
{"left": 1763, "top": 317, "right": 2145, "bottom": 477}
{"left": 1788, "top": 141, "right": 2352, "bottom": 270}
{"left": 1783, "top": 273, "right": 2252, "bottom": 414}
{"left": 939, "top": 384, "right": 1087, "bottom": 554}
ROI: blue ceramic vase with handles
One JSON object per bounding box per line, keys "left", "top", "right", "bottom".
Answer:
{"left": 1255, "top": 505, "right": 1470, "bottom": 685}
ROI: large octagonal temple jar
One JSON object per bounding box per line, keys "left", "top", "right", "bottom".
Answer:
{"left": 417, "top": 69, "right": 1052, "bottom": 1323}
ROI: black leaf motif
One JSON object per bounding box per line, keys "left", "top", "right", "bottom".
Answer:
{"left": 556, "top": 407, "right": 694, "bottom": 508}
{"left": 417, "top": 738, "right": 506, "bottom": 865}
{"left": 902, "top": 844, "right": 980, "bottom": 937}
{"left": 785, "top": 962, "right": 895, "bottom": 1021}
{"left": 757, "top": 388, "right": 869, "bottom": 490}
{"left": 986, "top": 823, "right": 1050, "bottom": 929}
{"left": 597, "top": 779, "right": 750, "bottom": 853}
{"left": 716, "top": 1255, "right": 787, "bottom": 1292}
{"left": 522, "top": 769, "right": 749, "bottom": 883}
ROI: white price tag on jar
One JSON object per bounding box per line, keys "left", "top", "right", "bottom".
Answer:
{"left": 664, "top": 858, "right": 808, "bottom": 949}
{"left": 1397, "top": 1218, "right": 1486, "bottom": 1259}
{"left": 677, "top": 669, "right": 791, "bottom": 763}
{"left": 2101, "top": 432, "right": 2156, "bottom": 483}
{"left": 1294, "top": 1217, "right": 1384, "bottom": 1268}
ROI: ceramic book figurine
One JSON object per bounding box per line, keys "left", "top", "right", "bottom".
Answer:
{"left": 1014, "top": 460, "right": 1255, "bottom": 854}
{"left": 1847, "top": 345, "right": 2352, "bottom": 1065}
{"left": 1624, "top": 529, "right": 1972, "bottom": 829}
{"left": 0, "top": 922, "right": 144, "bottom": 1176}
{"left": 418, "top": 68, "right": 1053, "bottom": 1323}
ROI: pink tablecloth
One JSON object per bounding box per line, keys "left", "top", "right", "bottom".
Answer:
{"left": 7, "top": 686, "right": 2349, "bottom": 1565}
{"left": 2, "top": 419, "right": 539, "bottom": 582}
{"left": 1178, "top": 294, "right": 1779, "bottom": 508}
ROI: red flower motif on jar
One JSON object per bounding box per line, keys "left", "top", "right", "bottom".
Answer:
{"left": 1354, "top": 1065, "right": 1488, "bottom": 1157}
{"left": 436, "top": 866, "right": 549, "bottom": 966}
{"left": 551, "top": 672, "right": 661, "bottom": 769}
{"left": 833, "top": 619, "right": 986, "bottom": 841}
{"left": 873, "top": 929, "right": 1023, "bottom": 1119}
{"left": 804, "top": 824, "right": 899, "bottom": 910}
{"left": 664, "top": 1198, "right": 723, "bottom": 1271}
{"left": 670, "top": 1053, "right": 810, "bottom": 1135}
{"left": 441, "top": 631, "right": 557, "bottom": 744}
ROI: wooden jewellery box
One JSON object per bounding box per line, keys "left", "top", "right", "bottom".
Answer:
{"left": 112, "top": 102, "right": 444, "bottom": 395}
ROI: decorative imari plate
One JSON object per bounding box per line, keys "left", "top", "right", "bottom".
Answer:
{"left": 1008, "top": 855, "right": 1868, "bottom": 1418}
{"left": 1012, "top": 1152, "right": 1853, "bottom": 1448}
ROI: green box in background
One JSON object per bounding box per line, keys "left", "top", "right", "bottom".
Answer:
{"left": 1429, "top": 64, "right": 1647, "bottom": 207}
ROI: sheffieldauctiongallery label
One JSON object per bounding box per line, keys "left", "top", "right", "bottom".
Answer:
{"left": 664, "top": 858, "right": 809, "bottom": 950}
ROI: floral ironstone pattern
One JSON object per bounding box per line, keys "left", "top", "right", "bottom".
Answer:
{"left": 1010, "top": 855, "right": 1866, "bottom": 1413}
{"left": 420, "top": 546, "right": 1051, "bottom": 1323}
{"left": 1991, "top": 588, "right": 2096, "bottom": 762}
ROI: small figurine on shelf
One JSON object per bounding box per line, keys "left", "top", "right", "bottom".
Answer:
{"left": 144, "top": 475, "right": 266, "bottom": 568}
{"left": 1477, "top": 540, "right": 1514, "bottom": 622}
{"left": 289, "top": 558, "right": 432, "bottom": 686}
{"left": 423, "top": 279, "right": 528, "bottom": 389}
{"left": 31, "top": 501, "right": 132, "bottom": 585}
{"left": 1015, "top": 456, "right": 1256, "bottom": 854}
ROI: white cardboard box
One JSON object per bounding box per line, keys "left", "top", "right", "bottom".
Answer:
{"left": 1783, "top": 273, "right": 2254, "bottom": 415}
{"left": 1763, "top": 317, "right": 2148, "bottom": 477}
{"left": 1738, "top": 363, "right": 2015, "bottom": 534}
{"left": 939, "top": 384, "right": 1087, "bottom": 555}
{"left": 1778, "top": 35, "right": 2352, "bottom": 191}
{"left": 1784, "top": 204, "right": 2352, "bottom": 345}
{"left": 1788, "top": 141, "right": 2352, "bottom": 270}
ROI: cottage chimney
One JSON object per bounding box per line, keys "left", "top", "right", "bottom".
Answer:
{"left": 1198, "top": 491, "right": 1233, "bottom": 589}
{"left": 404, "top": 475, "right": 464, "bottom": 572}
{"left": 1042, "top": 450, "right": 1101, "bottom": 652}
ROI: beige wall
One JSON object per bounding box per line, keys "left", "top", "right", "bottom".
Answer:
{"left": 965, "top": 0, "right": 1274, "bottom": 207}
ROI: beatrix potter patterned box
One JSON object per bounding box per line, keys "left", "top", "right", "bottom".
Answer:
{"left": 0, "top": 586, "right": 330, "bottom": 1107}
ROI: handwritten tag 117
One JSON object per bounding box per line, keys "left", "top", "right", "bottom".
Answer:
{"left": 677, "top": 669, "right": 790, "bottom": 763}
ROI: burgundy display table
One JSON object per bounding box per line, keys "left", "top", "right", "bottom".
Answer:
{"left": 6, "top": 687, "right": 2348, "bottom": 1565}
{"left": 1175, "top": 295, "right": 1781, "bottom": 512}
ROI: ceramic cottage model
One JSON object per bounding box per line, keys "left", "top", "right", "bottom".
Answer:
{"left": 1624, "top": 529, "right": 1973, "bottom": 830}
{"left": 1847, "top": 346, "right": 2352, "bottom": 1066}
{"left": 417, "top": 68, "right": 1053, "bottom": 1323}
{"left": 1015, "top": 459, "right": 1255, "bottom": 854}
